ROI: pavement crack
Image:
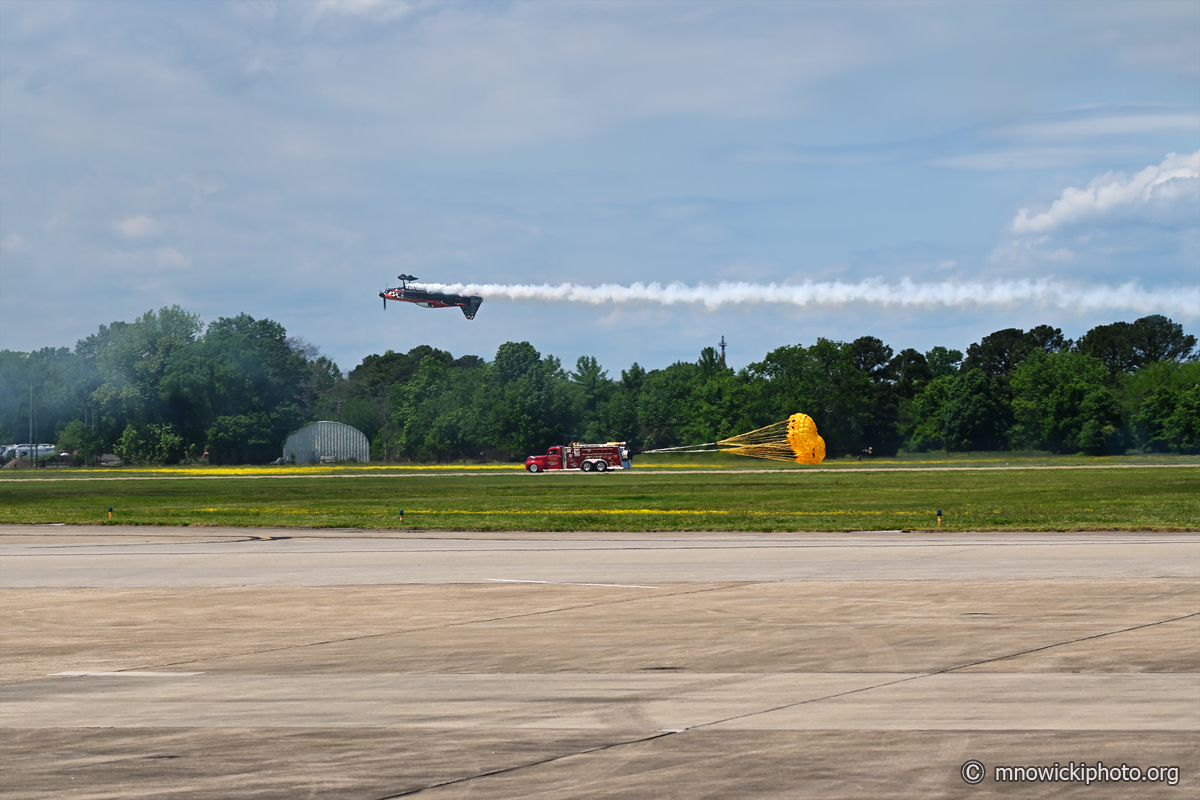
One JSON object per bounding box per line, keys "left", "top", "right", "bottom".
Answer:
{"left": 673, "top": 610, "right": 1200, "bottom": 733}
{"left": 370, "top": 732, "right": 675, "bottom": 798}
{"left": 682, "top": 673, "right": 932, "bottom": 732}
{"left": 131, "top": 583, "right": 753, "bottom": 671}
{"left": 936, "top": 610, "right": 1200, "bottom": 673}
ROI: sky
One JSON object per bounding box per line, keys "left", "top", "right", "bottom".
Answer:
{"left": 1, "top": 0, "right": 1198, "bottom": 376}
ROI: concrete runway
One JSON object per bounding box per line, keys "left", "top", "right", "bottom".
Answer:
{"left": 2, "top": 525, "right": 1197, "bottom": 799}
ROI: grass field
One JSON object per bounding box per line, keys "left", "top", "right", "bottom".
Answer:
{"left": 1, "top": 458, "right": 1197, "bottom": 531}
{"left": 2, "top": 449, "right": 1196, "bottom": 479}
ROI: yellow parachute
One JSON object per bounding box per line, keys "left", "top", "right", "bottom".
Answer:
{"left": 646, "top": 413, "right": 825, "bottom": 464}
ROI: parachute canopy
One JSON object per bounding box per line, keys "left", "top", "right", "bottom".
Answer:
{"left": 646, "top": 413, "right": 826, "bottom": 464}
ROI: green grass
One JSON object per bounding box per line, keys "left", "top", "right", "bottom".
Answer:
{"left": 1, "top": 464, "right": 1196, "bottom": 531}
{"left": 2, "top": 450, "right": 1194, "bottom": 480}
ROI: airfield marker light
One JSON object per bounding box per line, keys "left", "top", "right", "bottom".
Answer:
{"left": 399, "top": 509, "right": 404, "bottom": 524}
{"left": 936, "top": 508, "right": 942, "bottom": 528}
{"left": 108, "top": 506, "right": 113, "bottom": 521}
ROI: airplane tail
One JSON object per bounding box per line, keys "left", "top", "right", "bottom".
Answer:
{"left": 461, "top": 296, "right": 483, "bottom": 320}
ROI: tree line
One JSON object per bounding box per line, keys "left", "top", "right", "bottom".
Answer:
{"left": 1, "top": 307, "right": 1196, "bottom": 465}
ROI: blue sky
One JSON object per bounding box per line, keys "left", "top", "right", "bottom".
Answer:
{"left": 1, "top": 0, "right": 1197, "bottom": 375}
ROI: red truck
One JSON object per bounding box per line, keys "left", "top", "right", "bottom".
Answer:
{"left": 525, "top": 442, "right": 631, "bottom": 473}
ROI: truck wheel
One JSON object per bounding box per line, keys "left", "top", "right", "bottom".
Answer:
{"left": 581, "top": 461, "right": 593, "bottom": 472}
{"left": 594, "top": 460, "right": 608, "bottom": 472}
{"left": 527, "top": 463, "right": 540, "bottom": 473}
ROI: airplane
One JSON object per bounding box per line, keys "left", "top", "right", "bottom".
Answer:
{"left": 379, "top": 274, "right": 483, "bottom": 320}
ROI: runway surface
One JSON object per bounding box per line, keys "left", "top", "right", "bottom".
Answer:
{"left": 2, "top": 525, "right": 1197, "bottom": 799}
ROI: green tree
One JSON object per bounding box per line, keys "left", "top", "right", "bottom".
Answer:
{"left": 88, "top": 306, "right": 203, "bottom": 428}
{"left": 1075, "top": 386, "right": 1126, "bottom": 455}
{"left": 890, "top": 349, "right": 937, "bottom": 452}
{"left": 596, "top": 363, "right": 645, "bottom": 446}
{"left": 56, "top": 419, "right": 104, "bottom": 465}
{"left": 390, "top": 356, "right": 487, "bottom": 461}
{"left": 1131, "top": 362, "right": 1200, "bottom": 452}
{"left": 115, "top": 422, "right": 184, "bottom": 465}
{"left": 635, "top": 362, "right": 700, "bottom": 449}
{"left": 1160, "top": 387, "right": 1200, "bottom": 453}
{"left": 901, "top": 375, "right": 954, "bottom": 451}
{"left": 962, "top": 325, "right": 1069, "bottom": 378}
{"left": 1131, "top": 315, "right": 1197, "bottom": 363}
{"left": 941, "top": 369, "right": 1011, "bottom": 451}
{"left": 161, "top": 314, "right": 307, "bottom": 462}
{"left": 204, "top": 414, "right": 273, "bottom": 462}
{"left": 890, "top": 348, "right": 933, "bottom": 399}
{"left": 287, "top": 337, "right": 343, "bottom": 422}
{"left": 488, "top": 342, "right": 575, "bottom": 456}
{"left": 1027, "top": 324, "right": 1072, "bottom": 354}
{"left": 0, "top": 347, "right": 89, "bottom": 450}
{"left": 569, "top": 355, "right": 614, "bottom": 441}
{"left": 680, "top": 348, "right": 748, "bottom": 445}
{"left": 1076, "top": 315, "right": 1196, "bottom": 374}
{"left": 350, "top": 347, "right": 446, "bottom": 393}
{"left": 852, "top": 336, "right": 902, "bottom": 454}
{"left": 962, "top": 328, "right": 1034, "bottom": 376}
{"left": 748, "top": 338, "right": 871, "bottom": 456}
{"left": 366, "top": 345, "right": 522, "bottom": 461}
{"left": 1010, "top": 351, "right": 1116, "bottom": 453}
{"left": 341, "top": 348, "right": 443, "bottom": 458}
{"left": 925, "top": 346, "right": 963, "bottom": 379}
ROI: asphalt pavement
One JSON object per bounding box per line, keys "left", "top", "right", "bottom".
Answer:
{"left": 2, "top": 525, "right": 1196, "bottom": 799}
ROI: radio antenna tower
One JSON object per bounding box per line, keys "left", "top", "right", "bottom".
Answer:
{"left": 719, "top": 335, "right": 727, "bottom": 364}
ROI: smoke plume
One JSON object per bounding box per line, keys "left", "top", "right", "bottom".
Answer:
{"left": 420, "top": 278, "right": 1198, "bottom": 317}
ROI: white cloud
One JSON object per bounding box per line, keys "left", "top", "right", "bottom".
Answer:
{"left": 115, "top": 215, "right": 162, "bottom": 239}
{"left": 1, "top": 233, "right": 29, "bottom": 252}
{"left": 997, "top": 112, "right": 1199, "bottom": 140}
{"left": 153, "top": 246, "right": 189, "bottom": 268}
{"left": 989, "top": 236, "right": 1075, "bottom": 268}
{"left": 233, "top": 1, "right": 280, "bottom": 23}
{"left": 180, "top": 172, "right": 222, "bottom": 196}
{"left": 1012, "top": 150, "right": 1200, "bottom": 234}
{"left": 1095, "top": 0, "right": 1200, "bottom": 78}
{"left": 305, "top": 5, "right": 878, "bottom": 151}
{"left": 101, "top": 245, "right": 191, "bottom": 275}
{"left": 932, "top": 148, "right": 1129, "bottom": 172}
{"left": 745, "top": 109, "right": 1196, "bottom": 173}
{"left": 310, "top": 0, "right": 424, "bottom": 22}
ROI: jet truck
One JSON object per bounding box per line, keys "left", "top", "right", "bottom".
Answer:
{"left": 526, "top": 442, "right": 631, "bottom": 473}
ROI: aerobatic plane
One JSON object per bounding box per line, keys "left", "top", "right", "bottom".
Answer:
{"left": 379, "top": 275, "right": 483, "bottom": 320}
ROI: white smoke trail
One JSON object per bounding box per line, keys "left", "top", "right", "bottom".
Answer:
{"left": 420, "top": 278, "right": 1199, "bottom": 317}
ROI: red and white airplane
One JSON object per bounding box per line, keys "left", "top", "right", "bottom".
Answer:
{"left": 380, "top": 275, "right": 483, "bottom": 320}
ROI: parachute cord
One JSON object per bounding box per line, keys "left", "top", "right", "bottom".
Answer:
{"left": 641, "top": 442, "right": 720, "bottom": 453}
{"left": 641, "top": 413, "right": 824, "bottom": 465}
{"left": 717, "top": 419, "right": 785, "bottom": 446}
